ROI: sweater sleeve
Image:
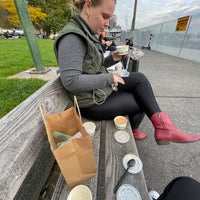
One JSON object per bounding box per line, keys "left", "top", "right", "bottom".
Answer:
{"left": 57, "top": 34, "right": 114, "bottom": 92}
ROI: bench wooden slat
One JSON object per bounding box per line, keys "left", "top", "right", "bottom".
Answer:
{"left": 104, "top": 119, "right": 149, "bottom": 200}
{"left": 0, "top": 76, "right": 69, "bottom": 200}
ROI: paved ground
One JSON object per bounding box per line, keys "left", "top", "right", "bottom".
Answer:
{"left": 136, "top": 49, "right": 200, "bottom": 195}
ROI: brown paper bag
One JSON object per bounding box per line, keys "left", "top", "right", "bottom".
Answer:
{"left": 39, "top": 96, "right": 96, "bottom": 188}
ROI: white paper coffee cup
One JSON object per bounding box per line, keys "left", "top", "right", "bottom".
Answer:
{"left": 83, "top": 122, "right": 96, "bottom": 136}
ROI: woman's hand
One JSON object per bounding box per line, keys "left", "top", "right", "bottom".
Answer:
{"left": 105, "top": 41, "right": 112, "bottom": 46}
{"left": 113, "top": 74, "right": 125, "bottom": 85}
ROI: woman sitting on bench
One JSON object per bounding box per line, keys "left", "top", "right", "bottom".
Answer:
{"left": 54, "top": 0, "right": 200, "bottom": 144}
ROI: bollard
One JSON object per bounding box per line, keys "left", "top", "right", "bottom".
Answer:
{"left": 14, "top": 0, "right": 50, "bottom": 74}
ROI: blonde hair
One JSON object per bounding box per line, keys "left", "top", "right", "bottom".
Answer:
{"left": 72, "top": 0, "right": 116, "bottom": 12}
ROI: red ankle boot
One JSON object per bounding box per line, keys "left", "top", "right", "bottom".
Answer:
{"left": 133, "top": 129, "right": 148, "bottom": 140}
{"left": 150, "top": 112, "right": 200, "bottom": 145}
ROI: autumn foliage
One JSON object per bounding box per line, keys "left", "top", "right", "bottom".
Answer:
{"left": 0, "top": 0, "right": 47, "bottom": 28}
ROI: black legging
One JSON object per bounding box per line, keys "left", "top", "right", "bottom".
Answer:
{"left": 158, "top": 176, "right": 200, "bottom": 200}
{"left": 80, "top": 72, "right": 161, "bottom": 129}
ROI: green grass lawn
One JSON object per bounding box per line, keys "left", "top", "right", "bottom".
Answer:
{"left": 0, "top": 37, "right": 58, "bottom": 118}
{"left": 0, "top": 78, "right": 47, "bottom": 117}
{"left": 0, "top": 37, "right": 57, "bottom": 77}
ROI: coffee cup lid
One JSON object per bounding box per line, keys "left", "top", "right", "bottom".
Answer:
{"left": 67, "top": 185, "right": 92, "bottom": 200}
{"left": 122, "top": 154, "right": 143, "bottom": 174}
{"left": 114, "top": 130, "right": 130, "bottom": 143}
{"left": 83, "top": 122, "right": 96, "bottom": 136}
{"left": 116, "top": 184, "right": 142, "bottom": 200}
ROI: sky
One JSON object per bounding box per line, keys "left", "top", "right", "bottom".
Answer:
{"left": 114, "top": 0, "right": 200, "bottom": 30}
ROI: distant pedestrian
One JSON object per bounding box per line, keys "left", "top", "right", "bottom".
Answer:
{"left": 4, "top": 31, "right": 11, "bottom": 39}
{"left": 99, "top": 29, "right": 116, "bottom": 52}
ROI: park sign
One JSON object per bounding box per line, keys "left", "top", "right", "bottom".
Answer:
{"left": 175, "top": 16, "right": 190, "bottom": 31}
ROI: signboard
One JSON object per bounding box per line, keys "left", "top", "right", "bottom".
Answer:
{"left": 176, "top": 16, "right": 190, "bottom": 31}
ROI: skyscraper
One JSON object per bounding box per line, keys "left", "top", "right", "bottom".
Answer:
{"left": 109, "top": 15, "right": 117, "bottom": 30}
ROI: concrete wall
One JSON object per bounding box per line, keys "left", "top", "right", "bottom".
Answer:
{"left": 125, "top": 13, "right": 200, "bottom": 63}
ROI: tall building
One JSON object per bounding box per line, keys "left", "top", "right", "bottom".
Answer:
{"left": 109, "top": 15, "right": 117, "bottom": 30}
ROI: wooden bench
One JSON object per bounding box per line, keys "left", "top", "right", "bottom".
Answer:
{"left": 0, "top": 75, "right": 149, "bottom": 200}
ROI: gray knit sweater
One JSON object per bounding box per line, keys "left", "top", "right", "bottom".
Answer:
{"left": 57, "top": 33, "right": 116, "bottom": 93}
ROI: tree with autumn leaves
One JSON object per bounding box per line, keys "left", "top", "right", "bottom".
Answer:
{"left": 0, "top": 0, "right": 72, "bottom": 36}
{"left": 0, "top": 0, "right": 46, "bottom": 28}
{"left": 28, "top": 0, "right": 72, "bottom": 36}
